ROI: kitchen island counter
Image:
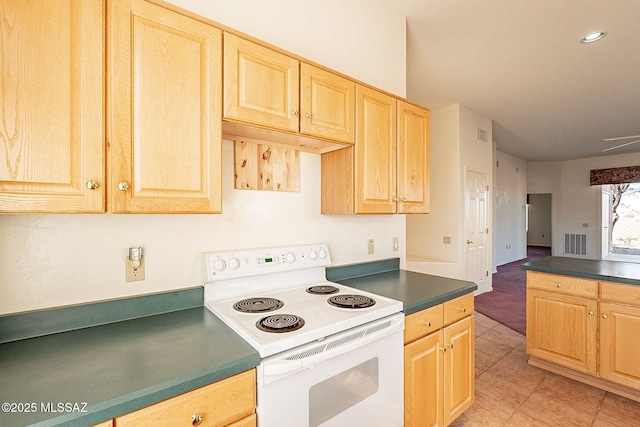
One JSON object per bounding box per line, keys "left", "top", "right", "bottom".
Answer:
{"left": 327, "top": 258, "right": 477, "bottom": 315}
{"left": 522, "top": 256, "right": 640, "bottom": 285}
{"left": 0, "top": 298, "right": 258, "bottom": 427}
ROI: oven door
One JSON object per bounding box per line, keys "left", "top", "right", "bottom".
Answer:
{"left": 256, "top": 313, "right": 404, "bottom": 427}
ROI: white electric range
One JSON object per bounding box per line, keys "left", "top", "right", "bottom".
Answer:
{"left": 204, "top": 243, "right": 404, "bottom": 427}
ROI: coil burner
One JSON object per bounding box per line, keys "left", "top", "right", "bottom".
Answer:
{"left": 327, "top": 294, "right": 376, "bottom": 309}
{"left": 256, "top": 314, "right": 305, "bottom": 333}
{"left": 233, "top": 297, "right": 284, "bottom": 313}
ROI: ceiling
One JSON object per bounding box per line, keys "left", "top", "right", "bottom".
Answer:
{"left": 389, "top": 0, "right": 640, "bottom": 161}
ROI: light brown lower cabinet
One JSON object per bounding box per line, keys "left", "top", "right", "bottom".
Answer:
{"left": 527, "top": 272, "right": 640, "bottom": 401}
{"left": 93, "top": 369, "right": 255, "bottom": 427}
{"left": 404, "top": 294, "right": 475, "bottom": 426}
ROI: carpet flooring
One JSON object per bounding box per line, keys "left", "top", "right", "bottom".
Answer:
{"left": 474, "top": 246, "right": 551, "bottom": 335}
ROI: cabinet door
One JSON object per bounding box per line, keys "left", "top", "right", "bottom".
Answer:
{"left": 600, "top": 302, "right": 640, "bottom": 390}
{"left": 355, "top": 85, "right": 396, "bottom": 213}
{"left": 224, "top": 33, "right": 299, "bottom": 132}
{"left": 526, "top": 289, "right": 597, "bottom": 374}
{"left": 0, "top": 0, "right": 104, "bottom": 212}
{"left": 443, "top": 315, "right": 474, "bottom": 426}
{"left": 404, "top": 330, "right": 444, "bottom": 427}
{"left": 300, "top": 63, "right": 355, "bottom": 144}
{"left": 397, "top": 101, "right": 429, "bottom": 214}
{"left": 109, "top": 0, "right": 222, "bottom": 213}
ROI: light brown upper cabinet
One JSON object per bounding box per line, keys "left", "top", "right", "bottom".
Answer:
{"left": 222, "top": 34, "right": 355, "bottom": 153}
{"left": 321, "top": 86, "right": 430, "bottom": 214}
{"left": 397, "top": 101, "right": 430, "bottom": 214}
{"left": 300, "top": 63, "right": 355, "bottom": 144}
{"left": 0, "top": 0, "right": 105, "bottom": 213}
{"left": 223, "top": 33, "right": 299, "bottom": 132}
{"left": 108, "top": 0, "right": 222, "bottom": 213}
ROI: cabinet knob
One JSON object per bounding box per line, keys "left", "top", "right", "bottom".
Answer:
{"left": 118, "top": 181, "right": 130, "bottom": 191}
{"left": 305, "top": 112, "right": 313, "bottom": 118}
{"left": 423, "top": 321, "right": 431, "bottom": 327}
{"left": 440, "top": 346, "right": 447, "bottom": 352}
{"left": 292, "top": 110, "right": 299, "bottom": 115}
{"left": 458, "top": 307, "right": 466, "bottom": 313}
{"left": 192, "top": 414, "right": 204, "bottom": 426}
{"left": 556, "top": 283, "right": 562, "bottom": 288}
{"left": 392, "top": 197, "right": 399, "bottom": 202}
{"left": 588, "top": 310, "right": 594, "bottom": 316}
{"left": 86, "top": 180, "right": 100, "bottom": 190}
{"left": 447, "top": 343, "right": 454, "bottom": 349}
{"left": 602, "top": 314, "right": 608, "bottom": 319}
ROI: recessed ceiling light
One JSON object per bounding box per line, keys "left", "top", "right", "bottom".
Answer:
{"left": 581, "top": 32, "right": 607, "bottom": 44}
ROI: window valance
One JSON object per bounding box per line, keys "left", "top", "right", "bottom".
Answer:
{"left": 590, "top": 166, "right": 640, "bottom": 185}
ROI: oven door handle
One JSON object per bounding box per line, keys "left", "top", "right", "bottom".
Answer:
{"left": 263, "top": 358, "right": 304, "bottom": 376}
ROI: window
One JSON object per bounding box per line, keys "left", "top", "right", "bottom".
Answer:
{"left": 602, "top": 183, "right": 640, "bottom": 261}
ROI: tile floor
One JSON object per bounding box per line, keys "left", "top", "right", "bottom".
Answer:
{"left": 450, "top": 313, "right": 640, "bottom": 427}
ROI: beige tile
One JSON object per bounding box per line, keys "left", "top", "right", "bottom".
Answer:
{"left": 480, "top": 328, "right": 525, "bottom": 348}
{"left": 534, "top": 374, "right": 605, "bottom": 416}
{"left": 504, "top": 411, "right": 553, "bottom": 427}
{"left": 519, "top": 392, "right": 595, "bottom": 427}
{"left": 463, "top": 390, "right": 515, "bottom": 427}
{"left": 448, "top": 414, "right": 486, "bottom": 427}
{"left": 474, "top": 314, "right": 500, "bottom": 329}
{"left": 475, "top": 371, "right": 533, "bottom": 409}
{"left": 486, "top": 357, "right": 546, "bottom": 392}
{"left": 492, "top": 323, "right": 525, "bottom": 338}
{"left": 475, "top": 336, "right": 514, "bottom": 359}
{"left": 475, "top": 324, "right": 490, "bottom": 338}
{"left": 475, "top": 349, "right": 501, "bottom": 371}
{"left": 597, "top": 392, "right": 640, "bottom": 427}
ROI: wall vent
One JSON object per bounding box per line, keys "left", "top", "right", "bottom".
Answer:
{"left": 476, "top": 128, "right": 488, "bottom": 142}
{"left": 564, "top": 234, "right": 587, "bottom": 256}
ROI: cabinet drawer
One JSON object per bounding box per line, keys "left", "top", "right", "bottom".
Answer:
{"left": 116, "top": 370, "right": 255, "bottom": 427}
{"left": 443, "top": 294, "right": 474, "bottom": 326}
{"left": 527, "top": 271, "right": 597, "bottom": 298}
{"left": 404, "top": 304, "right": 443, "bottom": 344}
{"left": 600, "top": 281, "right": 640, "bottom": 305}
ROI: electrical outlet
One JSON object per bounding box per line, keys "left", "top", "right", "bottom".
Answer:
{"left": 393, "top": 237, "right": 399, "bottom": 251}
{"left": 367, "top": 239, "right": 374, "bottom": 254}
{"left": 125, "top": 256, "right": 145, "bottom": 282}
{"left": 443, "top": 236, "right": 451, "bottom": 244}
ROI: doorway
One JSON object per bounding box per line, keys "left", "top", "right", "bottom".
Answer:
{"left": 526, "top": 193, "right": 552, "bottom": 250}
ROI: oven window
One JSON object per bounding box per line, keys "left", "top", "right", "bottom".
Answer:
{"left": 309, "top": 358, "right": 379, "bottom": 427}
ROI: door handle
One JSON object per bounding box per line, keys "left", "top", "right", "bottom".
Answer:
{"left": 466, "top": 240, "right": 473, "bottom": 244}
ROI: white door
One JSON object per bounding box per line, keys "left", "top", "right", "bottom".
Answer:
{"left": 601, "top": 186, "right": 612, "bottom": 258}
{"left": 465, "top": 170, "right": 488, "bottom": 288}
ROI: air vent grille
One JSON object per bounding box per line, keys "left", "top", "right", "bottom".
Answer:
{"left": 476, "top": 128, "right": 488, "bottom": 142}
{"left": 564, "top": 234, "right": 587, "bottom": 256}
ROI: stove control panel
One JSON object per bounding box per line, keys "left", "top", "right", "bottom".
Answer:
{"left": 205, "top": 243, "right": 331, "bottom": 281}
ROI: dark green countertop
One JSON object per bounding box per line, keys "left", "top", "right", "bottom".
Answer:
{"left": 328, "top": 259, "right": 477, "bottom": 315}
{"left": 0, "top": 307, "right": 259, "bottom": 427}
{"left": 522, "top": 256, "right": 640, "bottom": 286}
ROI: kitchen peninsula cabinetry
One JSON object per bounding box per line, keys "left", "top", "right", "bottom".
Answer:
{"left": 321, "top": 87, "right": 429, "bottom": 214}
{"left": 115, "top": 370, "right": 256, "bottom": 427}
{"left": 526, "top": 269, "right": 640, "bottom": 400}
{"left": 526, "top": 271, "right": 598, "bottom": 374}
{"left": 223, "top": 33, "right": 355, "bottom": 150}
{"left": 108, "top": 0, "right": 222, "bottom": 213}
{"left": 0, "top": 0, "right": 104, "bottom": 213}
{"left": 404, "top": 294, "right": 474, "bottom": 426}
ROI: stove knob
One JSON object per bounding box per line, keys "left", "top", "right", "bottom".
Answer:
{"left": 284, "top": 252, "right": 296, "bottom": 264}
{"left": 213, "top": 258, "right": 226, "bottom": 271}
{"left": 318, "top": 248, "right": 327, "bottom": 259}
{"left": 228, "top": 257, "right": 241, "bottom": 269}
{"left": 308, "top": 250, "right": 318, "bottom": 260}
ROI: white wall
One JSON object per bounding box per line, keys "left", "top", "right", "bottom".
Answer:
{"left": 0, "top": 0, "right": 407, "bottom": 315}
{"left": 406, "top": 104, "right": 494, "bottom": 294}
{"left": 528, "top": 152, "right": 640, "bottom": 259}
{"left": 494, "top": 150, "right": 528, "bottom": 266}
